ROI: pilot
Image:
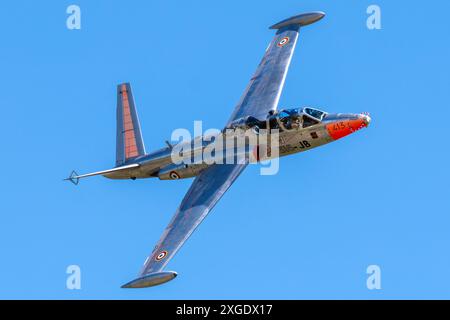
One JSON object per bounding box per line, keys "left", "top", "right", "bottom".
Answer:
{"left": 291, "top": 117, "right": 301, "bottom": 129}
{"left": 283, "top": 118, "right": 292, "bottom": 130}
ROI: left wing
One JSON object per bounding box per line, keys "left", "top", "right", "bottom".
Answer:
{"left": 122, "top": 162, "right": 247, "bottom": 288}
{"left": 227, "top": 12, "right": 325, "bottom": 124}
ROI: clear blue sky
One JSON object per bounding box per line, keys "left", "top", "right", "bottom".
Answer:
{"left": 1, "top": 0, "right": 449, "bottom": 299}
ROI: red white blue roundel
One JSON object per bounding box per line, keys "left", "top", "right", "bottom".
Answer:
{"left": 277, "top": 37, "right": 290, "bottom": 47}
{"left": 169, "top": 171, "right": 180, "bottom": 180}
{"left": 155, "top": 250, "right": 168, "bottom": 261}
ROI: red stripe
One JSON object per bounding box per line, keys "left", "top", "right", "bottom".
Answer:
{"left": 121, "top": 84, "right": 139, "bottom": 159}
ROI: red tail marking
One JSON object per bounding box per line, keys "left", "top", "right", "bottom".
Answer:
{"left": 121, "top": 84, "right": 139, "bottom": 159}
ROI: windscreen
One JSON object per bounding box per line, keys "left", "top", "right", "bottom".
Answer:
{"left": 304, "top": 107, "right": 326, "bottom": 121}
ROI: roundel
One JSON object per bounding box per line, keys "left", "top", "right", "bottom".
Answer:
{"left": 277, "top": 37, "right": 290, "bottom": 47}
{"left": 169, "top": 171, "right": 180, "bottom": 180}
{"left": 155, "top": 250, "right": 168, "bottom": 261}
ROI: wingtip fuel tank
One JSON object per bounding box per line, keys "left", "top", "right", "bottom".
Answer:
{"left": 121, "top": 271, "right": 177, "bottom": 288}
{"left": 269, "top": 11, "right": 325, "bottom": 30}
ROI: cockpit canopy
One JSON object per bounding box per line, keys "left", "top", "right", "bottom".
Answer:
{"left": 303, "top": 107, "right": 327, "bottom": 121}
{"left": 267, "top": 107, "right": 327, "bottom": 130}
{"left": 226, "top": 107, "right": 327, "bottom": 131}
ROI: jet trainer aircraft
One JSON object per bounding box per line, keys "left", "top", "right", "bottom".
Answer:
{"left": 66, "top": 12, "right": 371, "bottom": 288}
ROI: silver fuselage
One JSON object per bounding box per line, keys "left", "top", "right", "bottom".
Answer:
{"left": 104, "top": 112, "right": 370, "bottom": 181}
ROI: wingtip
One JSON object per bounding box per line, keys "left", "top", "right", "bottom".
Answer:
{"left": 269, "top": 11, "right": 326, "bottom": 30}
{"left": 121, "top": 271, "right": 178, "bottom": 288}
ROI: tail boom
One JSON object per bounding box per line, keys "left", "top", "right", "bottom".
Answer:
{"left": 64, "top": 164, "right": 140, "bottom": 185}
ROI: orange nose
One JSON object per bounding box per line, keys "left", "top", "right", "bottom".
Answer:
{"left": 326, "top": 116, "right": 370, "bottom": 140}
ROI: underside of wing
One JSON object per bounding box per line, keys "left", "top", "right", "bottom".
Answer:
{"left": 122, "top": 162, "right": 247, "bottom": 288}
{"left": 227, "top": 12, "right": 325, "bottom": 125}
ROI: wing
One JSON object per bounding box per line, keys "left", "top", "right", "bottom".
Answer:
{"left": 122, "top": 162, "right": 247, "bottom": 288}
{"left": 227, "top": 12, "right": 325, "bottom": 124}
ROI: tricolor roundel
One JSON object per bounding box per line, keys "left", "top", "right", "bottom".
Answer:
{"left": 277, "top": 37, "right": 290, "bottom": 47}
{"left": 155, "top": 250, "right": 168, "bottom": 261}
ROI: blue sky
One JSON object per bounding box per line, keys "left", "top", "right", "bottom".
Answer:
{"left": 1, "top": 0, "right": 449, "bottom": 299}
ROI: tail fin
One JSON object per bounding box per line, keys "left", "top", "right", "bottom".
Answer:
{"left": 116, "top": 83, "right": 146, "bottom": 166}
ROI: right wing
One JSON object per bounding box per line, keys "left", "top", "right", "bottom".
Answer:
{"left": 227, "top": 12, "right": 325, "bottom": 124}
{"left": 122, "top": 162, "right": 247, "bottom": 288}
